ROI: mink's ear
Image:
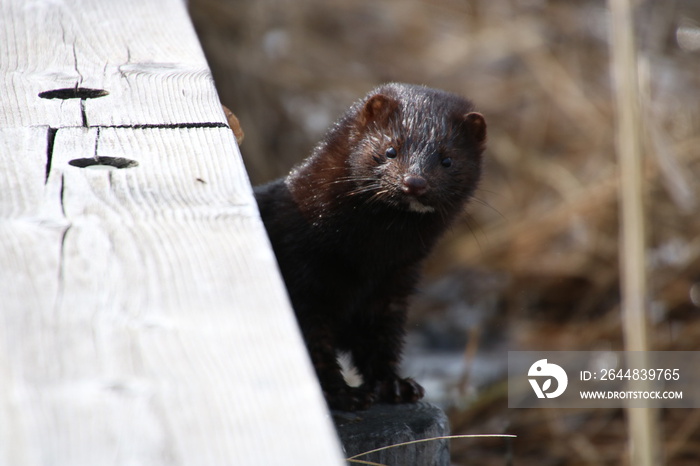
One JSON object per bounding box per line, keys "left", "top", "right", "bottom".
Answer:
{"left": 463, "top": 112, "right": 487, "bottom": 145}
{"left": 359, "top": 94, "right": 398, "bottom": 127}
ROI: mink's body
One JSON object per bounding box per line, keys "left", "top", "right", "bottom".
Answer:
{"left": 254, "top": 83, "right": 486, "bottom": 411}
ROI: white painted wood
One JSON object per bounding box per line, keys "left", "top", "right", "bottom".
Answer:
{"left": 0, "top": 1, "right": 345, "bottom": 465}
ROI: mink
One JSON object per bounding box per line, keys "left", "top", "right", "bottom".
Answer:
{"left": 254, "top": 83, "right": 486, "bottom": 411}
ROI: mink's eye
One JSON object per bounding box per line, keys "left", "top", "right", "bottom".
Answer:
{"left": 385, "top": 147, "right": 397, "bottom": 159}
{"left": 441, "top": 157, "right": 453, "bottom": 168}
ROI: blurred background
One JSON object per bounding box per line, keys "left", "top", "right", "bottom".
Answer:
{"left": 189, "top": 0, "right": 700, "bottom": 464}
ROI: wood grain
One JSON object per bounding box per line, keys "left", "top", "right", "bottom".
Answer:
{"left": 0, "top": 1, "right": 344, "bottom": 464}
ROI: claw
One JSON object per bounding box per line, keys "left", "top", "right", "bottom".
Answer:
{"left": 325, "top": 386, "right": 376, "bottom": 411}
{"left": 375, "top": 377, "right": 425, "bottom": 403}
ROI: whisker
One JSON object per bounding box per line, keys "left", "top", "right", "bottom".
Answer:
{"left": 327, "top": 176, "right": 379, "bottom": 185}
{"left": 460, "top": 213, "right": 484, "bottom": 251}
{"left": 344, "top": 185, "right": 382, "bottom": 196}
{"left": 470, "top": 196, "right": 504, "bottom": 219}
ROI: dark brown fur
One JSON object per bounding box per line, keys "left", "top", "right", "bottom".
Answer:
{"left": 254, "top": 83, "right": 486, "bottom": 411}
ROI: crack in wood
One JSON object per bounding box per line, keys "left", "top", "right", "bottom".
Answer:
{"left": 55, "top": 220, "right": 71, "bottom": 316}
{"left": 53, "top": 175, "right": 70, "bottom": 314}
{"left": 59, "top": 173, "right": 66, "bottom": 218}
{"left": 45, "top": 127, "right": 58, "bottom": 184}
{"left": 74, "top": 44, "right": 87, "bottom": 126}
{"left": 80, "top": 98, "right": 88, "bottom": 127}
{"left": 101, "top": 122, "right": 229, "bottom": 130}
{"left": 57, "top": 175, "right": 70, "bottom": 304}
{"left": 72, "top": 44, "right": 84, "bottom": 90}
{"left": 37, "top": 122, "right": 228, "bottom": 130}
{"left": 94, "top": 126, "right": 101, "bottom": 158}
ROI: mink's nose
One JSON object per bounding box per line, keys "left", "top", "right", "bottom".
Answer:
{"left": 402, "top": 175, "right": 429, "bottom": 196}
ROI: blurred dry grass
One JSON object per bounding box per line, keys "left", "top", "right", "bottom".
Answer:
{"left": 189, "top": 0, "right": 700, "bottom": 464}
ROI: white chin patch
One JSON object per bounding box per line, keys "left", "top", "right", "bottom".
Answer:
{"left": 408, "top": 199, "right": 435, "bottom": 213}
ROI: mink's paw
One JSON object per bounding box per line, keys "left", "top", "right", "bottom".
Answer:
{"left": 325, "top": 386, "right": 376, "bottom": 412}
{"left": 374, "top": 377, "right": 425, "bottom": 404}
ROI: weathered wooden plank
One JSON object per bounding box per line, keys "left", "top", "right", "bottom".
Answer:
{"left": 0, "top": 0, "right": 222, "bottom": 128}
{"left": 0, "top": 0, "right": 345, "bottom": 464}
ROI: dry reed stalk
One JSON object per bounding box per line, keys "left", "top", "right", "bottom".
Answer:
{"left": 608, "top": 0, "right": 659, "bottom": 465}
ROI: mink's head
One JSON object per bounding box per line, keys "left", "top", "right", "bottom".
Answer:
{"left": 337, "top": 83, "right": 486, "bottom": 217}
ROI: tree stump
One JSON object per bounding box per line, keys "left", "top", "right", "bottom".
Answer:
{"left": 335, "top": 402, "right": 450, "bottom": 466}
